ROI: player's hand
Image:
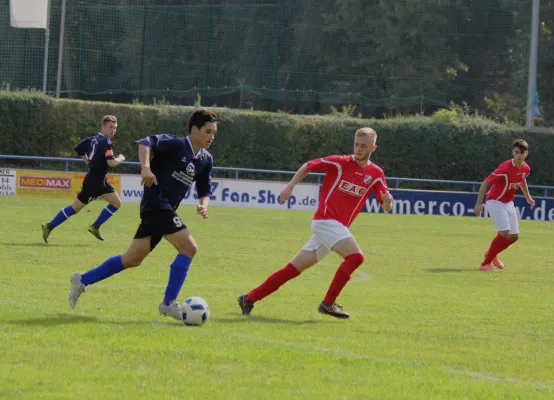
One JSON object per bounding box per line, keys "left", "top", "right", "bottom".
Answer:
{"left": 527, "top": 197, "right": 536, "bottom": 210}
{"left": 380, "top": 191, "right": 394, "bottom": 212}
{"left": 380, "top": 191, "right": 393, "bottom": 204}
{"left": 141, "top": 167, "right": 157, "bottom": 187}
{"left": 197, "top": 204, "right": 209, "bottom": 219}
{"left": 279, "top": 186, "right": 294, "bottom": 204}
{"left": 118, "top": 154, "right": 126, "bottom": 162}
{"left": 474, "top": 203, "right": 483, "bottom": 216}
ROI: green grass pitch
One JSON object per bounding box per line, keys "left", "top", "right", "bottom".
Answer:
{"left": 0, "top": 196, "right": 553, "bottom": 399}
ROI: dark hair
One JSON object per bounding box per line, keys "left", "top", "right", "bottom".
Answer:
{"left": 102, "top": 115, "right": 117, "bottom": 125}
{"left": 187, "top": 108, "right": 219, "bottom": 134}
{"left": 512, "top": 139, "right": 528, "bottom": 152}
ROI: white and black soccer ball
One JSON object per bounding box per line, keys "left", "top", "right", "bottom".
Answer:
{"left": 181, "top": 296, "right": 210, "bottom": 326}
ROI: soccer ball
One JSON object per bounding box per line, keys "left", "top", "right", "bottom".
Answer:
{"left": 181, "top": 296, "right": 210, "bottom": 326}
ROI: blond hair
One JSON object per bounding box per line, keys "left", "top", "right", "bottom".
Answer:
{"left": 355, "top": 127, "right": 377, "bottom": 142}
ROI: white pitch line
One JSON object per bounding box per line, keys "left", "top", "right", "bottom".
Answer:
{"left": 1, "top": 298, "right": 552, "bottom": 391}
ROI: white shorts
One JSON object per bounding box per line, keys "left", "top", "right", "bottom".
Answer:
{"left": 485, "top": 200, "right": 519, "bottom": 234}
{"left": 301, "top": 219, "right": 354, "bottom": 261}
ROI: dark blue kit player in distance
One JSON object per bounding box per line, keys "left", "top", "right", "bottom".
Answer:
{"left": 42, "top": 115, "right": 126, "bottom": 243}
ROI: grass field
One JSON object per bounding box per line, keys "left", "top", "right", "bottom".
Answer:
{"left": 0, "top": 196, "right": 553, "bottom": 399}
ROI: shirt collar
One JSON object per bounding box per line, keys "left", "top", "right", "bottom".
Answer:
{"left": 186, "top": 136, "right": 201, "bottom": 157}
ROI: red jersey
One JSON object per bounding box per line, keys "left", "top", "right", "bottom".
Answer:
{"left": 485, "top": 159, "right": 531, "bottom": 203}
{"left": 307, "top": 155, "right": 389, "bottom": 227}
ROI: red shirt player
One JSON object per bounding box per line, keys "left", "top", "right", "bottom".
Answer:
{"left": 474, "top": 139, "right": 535, "bottom": 271}
{"left": 238, "top": 128, "right": 394, "bottom": 319}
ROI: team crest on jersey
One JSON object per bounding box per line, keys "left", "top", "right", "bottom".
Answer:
{"left": 364, "top": 175, "right": 372, "bottom": 184}
{"left": 186, "top": 162, "right": 195, "bottom": 175}
{"left": 521, "top": 173, "right": 526, "bottom": 179}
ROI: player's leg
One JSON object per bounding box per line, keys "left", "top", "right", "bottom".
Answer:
{"left": 142, "top": 211, "right": 193, "bottom": 321}
{"left": 490, "top": 204, "right": 520, "bottom": 269}
{"left": 315, "top": 236, "right": 364, "bottom": 319}
{"left": 88, "top": 182, "right": 120, "bottom": 241}
{"left": 68, "top": 219, "right": 154, "bottom": 309}
{"left": 238, "top": 245, "right": 321, "bottom": 316}
{"left": 481, "top": 201, "right": 514, "bottom": 270}
{"left": 41, "top": 197, "right": 87, "bottom": 243}
{"left": 311, "top": 220, "right": 363, "bottom": 319}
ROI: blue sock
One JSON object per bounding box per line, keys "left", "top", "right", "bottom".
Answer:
{"left": 81, "top": 255, "right": 125, "bottom": 286}
{"left": 48, "top": 205, "right": 76, "bottom": 229}
{"left": 93, "top": 204, "right": 119, "bottom": 228}
{"left": 163, "top": 254, "right": 192, "bottom": 305}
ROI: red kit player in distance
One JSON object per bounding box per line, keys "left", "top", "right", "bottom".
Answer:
{"left": 238, "top": 127, "right": 394, "bottom": 319}
{"left": 474, "top": 139, "right": 535, "bottom": 271}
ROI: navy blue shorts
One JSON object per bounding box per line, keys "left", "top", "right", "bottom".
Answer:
{"left": 134, "top": 210, "right": 187, "bottom": 251}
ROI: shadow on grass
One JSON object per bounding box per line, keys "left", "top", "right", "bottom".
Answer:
{"left": 7, "top": 313, "right": 99, "bottom": 326}
{"left": 214, "top": 314, "right": 328, "bottom": 325}
{"left": 425, "top": 268, "right": 479, "bottom": 273}
{"left": 0, "top": 242, "right": 67, "bottom": 247}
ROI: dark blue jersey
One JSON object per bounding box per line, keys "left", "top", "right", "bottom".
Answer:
{"left": 135, "top": 134, "right": 213, "bottom": 213}
{"left": 74, "top": 133, "right": 115, "bottom": 178}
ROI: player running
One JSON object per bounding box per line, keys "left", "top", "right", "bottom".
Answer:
{"left": 68, "top": 108, "right": 218, "bottom": 322}
{"left": 474, "top": 139, "right": 535, "bottom": 271}
{"left": 238, "top": 127, "right": 394, "bottom": 319}
{"left": 41, "top": 115, "right": 125, "bottom": 243}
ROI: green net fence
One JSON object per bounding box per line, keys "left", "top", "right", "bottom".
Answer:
{"left": 0, "top": 0, "right": 540, "bottom": 118}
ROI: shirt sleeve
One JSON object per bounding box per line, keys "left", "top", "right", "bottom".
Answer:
{"left": 195, "top": 157, "right": 213, "bottom": 199}
{"left": 306, "top": 155, "right": 344, "bottom": 172}
{"left": 104, "top": 140, "right": 115, "bottom": 161}
{"left": 486, "top": 163, "right": 508, "bottom": 185}
{"left": 371, "top": 170, "right": 389, "bottom": 205}
{"left": 74, "top": 137, "right": 92, "bottom": 156}
{"left": 135, "top": 134, "right": 180, "bottom": 155}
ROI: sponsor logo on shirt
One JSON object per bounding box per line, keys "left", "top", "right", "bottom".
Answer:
{"left": 338, "top": 180, "right": 367, "bottom": 197}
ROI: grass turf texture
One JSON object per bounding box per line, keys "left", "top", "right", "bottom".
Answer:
{"left": 0, "top": 196, "right": 552, "bottom": 399}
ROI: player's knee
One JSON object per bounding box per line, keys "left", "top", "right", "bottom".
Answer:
{"left": 71, "top": 204, "right": 84, "bottom": 213}
{"left": 346, "top": 252, "right": 365, "bottom": 267}
{"left": 121, "top": 253, "right": 145, "bottom": 268}
{"left": 509, "top": 234, "right": 519, "bottom": 242}
{"left": 179, "top": 241, "right": 198, "bottom": 258}
{"left": 498, "top": 230, "right": 510, "bottom": 238}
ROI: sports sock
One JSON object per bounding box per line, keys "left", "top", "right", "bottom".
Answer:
{"left": 323, "top": 253, "right": 365, "bottom": 304}
{"left": 247, "top": 263, "right": 301, "bottom": 303}
{"left": 48, "top": 205, "right": 76, "bottom": 229}
{"left": 81, "top": 255, "right": 125, "bottom": 286}
{"left": 163, "top": 254, "right": 192, "bottom": 306}
{"left": 93, "top": 204, "right": 119, "bottom": 228}
{"left": 482, "top": 234, "right": 513, "bottom": 265}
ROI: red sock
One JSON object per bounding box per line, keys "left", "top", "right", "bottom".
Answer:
{"left": 247, "top": 263, "right": 301, "bottom": 303}
{"left": 323, "top": 253, "right": 365, "bottom": 304}
{"left": 482, "top": 234, "right": 513, "bottom": 265}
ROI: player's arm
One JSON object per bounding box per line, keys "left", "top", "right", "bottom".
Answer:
{"left": 474, "top": 180, "right": 490, "bottom": 216}
{"left": 81, "top": 154, "right": 89, "bottom": 166}
{"left": 137, "top": 144, "right": 157, "bottom": 187}
{"left": 278, "top": 162, "right": 310, "bottom": 204}
{"left": 373, "top": 175, "right": 394, "bottom": 212}
{"left": 195, "top": 161, "right": 213, "bottom": 219}
{"left": 379, "top": 190, "right": 394, "bottom": 213}
{"left": 520, "top": 179, "right": 536, "bottom": 209}
{"left": 135, "top": 134, "right": 178, "bottom": 187}
{"left": 106, "top": 153, "right": 125, "bottom": 168}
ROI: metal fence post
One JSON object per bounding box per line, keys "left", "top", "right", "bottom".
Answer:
{"left": 139, "top": 6, "right": 147, "bottom": 100}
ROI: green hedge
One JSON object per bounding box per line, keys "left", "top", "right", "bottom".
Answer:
{"left": 1, "top": 92, "right": 553, "bottom": 185}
